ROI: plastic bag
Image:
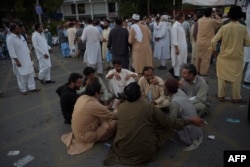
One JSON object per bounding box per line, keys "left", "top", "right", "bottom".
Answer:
{"left": 70, "top": 45, "right": 77, "bottom": 57}
{"left": 106, "top": 50, "right": 112, "bottom": 62}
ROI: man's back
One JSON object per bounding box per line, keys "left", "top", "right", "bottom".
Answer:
{"left": 219, "top": 21, "right": 248, "bottom": 58}
{"left": 108, "top": 25, "right": 129, "bottom": 55}
{"left": 83, "top": 25, "right": 101, "bottom": 43}
{"left": 197, "top": 16, "right": 221, "bottom": 45}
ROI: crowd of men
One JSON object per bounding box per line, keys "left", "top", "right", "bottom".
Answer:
{"left": 0, "top": 4, "right": 250, "bottom": 166}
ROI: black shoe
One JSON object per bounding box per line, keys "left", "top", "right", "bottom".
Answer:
{"left": 168, "top": 68, "right": 174, "bottom": 76}
{"left": 157, "top": 66, "right": 167, "bottom": 70}
{"left": 45, "top": 80, "right": 56, "bottom": 84}
{"left": 39, "top": 80, "right": 45, "bottom": 84}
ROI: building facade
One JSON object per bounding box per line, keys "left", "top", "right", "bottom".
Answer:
{"left": 61, "top": 0, "right": 118, "bottom": 20}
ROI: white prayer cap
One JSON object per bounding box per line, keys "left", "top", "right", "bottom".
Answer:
{"left": 161, "top": 15, "right": 169, "bottom": 21}
{"left": 132, "top": 14, "right": 140, "bottom": 21}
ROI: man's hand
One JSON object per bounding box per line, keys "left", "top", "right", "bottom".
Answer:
{"left": 151, "top": 101, "right": 157, "bottom": 105}
{"left": 44, "top": 54, "right": 49, "bottom": 59}
{"left": 188, "top": 117, "right": 204, "bottom": 127}
{"left": 150, "top": 78, "right": 159, "bottom": 85}
{"left": 85, "top": 78, "right": 92, "bottom": 86}
{"left": 125, "top": 74, "right": 131, "bottom": 81}
{"left": 15, "top": 60, "right": 21, "bottom": 67}
{"left": 114, "top": 72, "right": 121, "bottom": 80}
{"left": 175, "top": 47, "right": 180, "bottom": 55}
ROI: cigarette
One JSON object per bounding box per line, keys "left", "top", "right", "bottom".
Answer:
{"left": 203, "top": 120, "right": 208, "bottom": 125}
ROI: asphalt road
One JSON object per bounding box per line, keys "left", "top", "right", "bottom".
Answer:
{"left": 0, "top": 46, "right": 249, "bottom": 167}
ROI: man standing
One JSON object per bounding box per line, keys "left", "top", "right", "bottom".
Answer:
{"left": 196, "top": 8, "right": 222, "bottom": 77}
{"left": 102, "top": 20, "right": 112, "bottom": 70}
{"left": 129, "top": 14, "right": 153, "bottom": 74}
{"left": 108, "top": 18, "right": 130, "bottom": 69}
{"left": 56, "top": 73, "right": 83, "bottom": 124}
{"left": 179, "top": 64, "right": 209, "bottom": 117}
{"left": 7, "top": 23, "right": 40, "bottom": 95}
{"left": 106, "top": 60, "right": 137, "bottom": 97}
{"left": 81, "top": 18, "right": 103, "bottom": 75}
{"left": 211, "top": 6, "right": 250, "bottom": 103}
{"left": 32, "top": 23, "right": 55, "bottom": 84}
{"left": 138, "top": 66, "right": 169, "bottom": 109}
{"left": 61, "top": 80, "right": 117, "bottom": 155}
{"left": 153, "top": 15, "right": 171, "bottom": 70}
{"left": 170, "top": 12, "right": 188, "bottom": 79}
{"left": 58, "top": 25, "right": 70, "bottom": 58}
{"left": 103, "top": 82, "right": 204, "bottom": 166}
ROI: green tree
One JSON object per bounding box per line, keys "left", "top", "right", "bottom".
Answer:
{"left": 0, "top": 0, "right": 63, "bottom": 25}
{"left": 116, "top": 0, "right": 184, "bottom": 17}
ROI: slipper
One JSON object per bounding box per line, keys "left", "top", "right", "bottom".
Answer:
{"left": 217, "top": 97, "right": 225, "bottom": 102}
{"left": 231, "top": 99, "right": 247, "bottom": 104}
{"left": 30, "top": 88, "right": 41, "bottom": 92}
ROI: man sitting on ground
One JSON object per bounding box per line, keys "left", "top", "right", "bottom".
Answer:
{"left": 103, "top": 82, "right": 204, "bottom": 166}
{"left": 106, "top": 59, "right": 138, "bottom": 97}
{"left": 138, "top": 66, "right": 170, "bottom": 109}
{"left": 179, "top": 64, "right": 209, "bottom": 116}
{"left": 77, "top": 66, "right": 113, "bottom": 105}
{"left": 61, "top": 80, "right": 117, "bottom": 155}
{"left": 165, "top": 77, "right": 203, "bottom": 151}
{"left": 56, "top": 73, "right": 83, "bottom": 124}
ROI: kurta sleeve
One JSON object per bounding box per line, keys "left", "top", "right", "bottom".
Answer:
{"left": 7, "top": 37, "right": 17, "bottom": 59}
{"left": 154, "top": 85, "right": 166, "bottom": 105}
{"left": 152, "top": 105, "right": 188, "bottom": 130}
{"left": 76, "top": 86, "right": 86, "bottom": 95}
{"left": 128, "top": 28, "right": 135, "bottom": 44}
{"left": 168, "top": 101, "right": 181, "bottom": 119}
{"left": 211, "top": 28, "right": 223, "bottom": 51}
{"left": 81, "top": 29, "right": 86, "bottom": 42}
{"left": 98, "top": 77, "right": 110, "bottom": 101}
{"left": 244, "top": 28, "right": 250, "bottom": 46}
{"left": 32, "top": 34, "right": 46, "bottom": 57}
{"left": 171, "top": 25, "right": 178, "bottom": 46}
{"left": 195, "top": 80, "right": 208, "bottom": 102}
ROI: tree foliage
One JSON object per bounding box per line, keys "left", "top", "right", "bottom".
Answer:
{"left": 116, "top": 0, "right": 184, "bottom": 18}
{"left": 0, "top": 0, "right": 63, "bottom": 24}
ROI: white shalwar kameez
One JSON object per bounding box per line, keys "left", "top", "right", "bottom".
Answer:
{"left": 105, "top": 69, "right": 137, "bottom": 97}
{"left": 32, "top": 31, "right": 52, "bottom": 81}
{"left": 7, "top": 33, "right": 36, "bottom": 92}
{"left": 81, "top": 25, "right": 103, "bottom": 74}
{"left": 171, "top": 21, "right": 187, "bottom": 77}
{"left": 153, "top": 21, "right": 171, "bottom": 66}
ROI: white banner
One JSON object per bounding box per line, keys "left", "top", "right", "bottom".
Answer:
{"left": 182, "top": 0, "right": 236, "bottom": 6}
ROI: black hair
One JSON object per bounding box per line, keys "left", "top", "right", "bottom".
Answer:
{"left": 83, "top": 67, "right": 95, "bottom": 76}
{"left": 204, "top": 8, "right": 212, "bottom": 17}
{"left": 115, "top": 17, "right": 123, "bottom": 25}
{"left": 85, "top": 79, "right": 101, "bottom": 96}
{"left": 228, "top": 6, "right": 242, "bottom": 20}
{"left": 34, "top": 23, "right": 41, "bottom": 31}
{"left": 165, "top": 77, "right": 178, "bottom": 94}
{"left": 67, "top": 73, "right": 83, "bottom": 84}
{"left": 124, "top": 82, "right": 141, "bottom": 102}
{"left": 9, "top": 23, "right": 17, "bottom": 32}
{"left": 182, "top": 64, "right": 197, "bottom": 76}
{"left": 175, "top": 12, "right": 184, "bottom": 21}
{"left": 86, "top": 18, "right": 93, "bottom": 24}
{"left": 142, "top": 66, "right": 154, "bottom": 75}
{"left": 112, "top": 59, "right": 122, "bottom": 66}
